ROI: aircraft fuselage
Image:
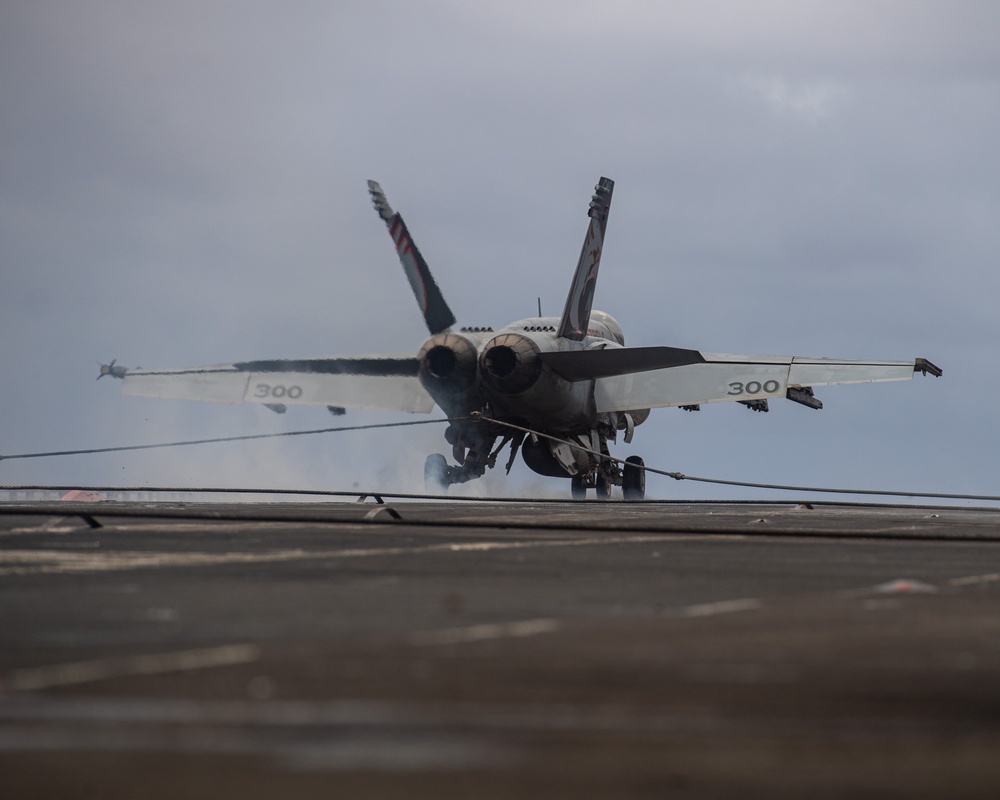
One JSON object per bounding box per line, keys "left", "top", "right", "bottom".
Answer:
{"left": 417, "top": 312, "right": 623, "bottom": 433}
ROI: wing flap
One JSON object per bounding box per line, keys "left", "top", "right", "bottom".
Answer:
{"left": 594, "top": 353, "right": 924, "bottom": 412}
{"left": 787, "top": 358, "right": 917, "bottom": 387}
{"left": 121, "top": 367, "right": 250, "bottom": 404}
{"left": 595, "top": 358, "right": 789, "bottom": 412}
{"left": 120, "top": 358, "right": 434, "bottom": 413}
{"left": 243, "top": 370, "right": 434, "bottom": 413}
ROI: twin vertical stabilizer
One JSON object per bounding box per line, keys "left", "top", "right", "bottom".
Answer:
{"left": 556, "top": 177, "right": 614, "bottom": 340}
{"left": 368, "top": 180, "right": 457, "bottom": 335}
{"left": 369, "top": 176, "right": 615, "bottom": 342}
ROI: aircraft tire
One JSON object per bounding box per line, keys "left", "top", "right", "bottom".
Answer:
{"left": 570, "top": 474, "right": 587, "bottom": 500}
{"left": 623, "top": 455, "right": 645, "bottom": 501}
{"left": 596, "top": 473, "right": 613, "bottom": 500}
{"left": 424, "top": 453, "right": 450, "bottom": 494}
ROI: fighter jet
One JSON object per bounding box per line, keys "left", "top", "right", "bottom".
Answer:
{"left": 101, "top": 178, "right": 941, "bottom": 499}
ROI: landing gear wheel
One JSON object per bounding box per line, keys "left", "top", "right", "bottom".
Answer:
{"left": 570, "top": 474, "right": 587, "bottom": 500}
{"left": 596, "top": 473, "right": 613, "bottom": 500}
{"left": 623, "top": 455, "right": 645, "bottom": 501}
{"left": 424, "top": 453, "right": 450, "bottom": 494}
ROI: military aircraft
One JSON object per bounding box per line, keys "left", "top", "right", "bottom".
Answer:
{"left": 101, "top": 177, "right": 941, "bottom": 499}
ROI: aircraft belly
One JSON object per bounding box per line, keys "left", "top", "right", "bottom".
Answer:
{"left": 487, "top": 374, "right": 594, "bottom": 431}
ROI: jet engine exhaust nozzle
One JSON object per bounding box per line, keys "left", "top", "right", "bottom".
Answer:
{"left": 426, "top": 346, "right": 456, "bottom": 378}
{"left": 417, "top": 333, "right": 478, "bottom": 393}
{"left": 481, "top": 333, "right": 542, "bottom": 394}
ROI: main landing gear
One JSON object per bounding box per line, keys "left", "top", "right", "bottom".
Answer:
{"left": 423, "top": 422, "right": 647, "bottom": 500}
{"left": 424, "top": 453, "right": 451, "bottom": 494}
{"left": 622, "top": 455, "right": 645, "bottom": 501}
{"left": 569, "top": 455, "right": 646, "bottom": 501}
{"left": 428, "top": 450, "right": 647, "bottom": 500}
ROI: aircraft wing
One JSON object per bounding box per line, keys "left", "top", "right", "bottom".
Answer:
{"left": 117, "top": 357, "right": 435, "bottom": 413}
{"left": 591, "top": 352, "right": 941, "bottom": 412}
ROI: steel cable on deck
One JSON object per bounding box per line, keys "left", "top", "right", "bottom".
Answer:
{"left": 1, "top": 411, "right": 996, "bottom": 504}
{"left": 473, "top": 413, "right": 1000, "bottom": 504}
{"left": 0, "top": 417, "right": 462, "bottom": 462}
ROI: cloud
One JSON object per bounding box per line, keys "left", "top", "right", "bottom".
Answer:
{"left": 1, "top": 1, "right": 995, "bottom": 502}
{"left": 739, "top": 75, "right": 847, "bottom": 121}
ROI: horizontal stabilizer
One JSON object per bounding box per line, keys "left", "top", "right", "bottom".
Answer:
{"left": 539, "top": 346, "right": 706, "bottom": 382}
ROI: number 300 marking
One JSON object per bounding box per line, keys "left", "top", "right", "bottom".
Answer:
{"left": 254, "top": 383, "right": 303, "bottom": 400}
{"left": 728, "top": 380, "right": 780, "bottom": 396}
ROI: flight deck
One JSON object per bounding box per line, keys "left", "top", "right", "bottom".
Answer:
{"left": 2, "top": 499, "right": 1000, "bottom": 798}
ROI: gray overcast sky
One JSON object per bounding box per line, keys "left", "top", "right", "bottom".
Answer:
{"left": 2, "top": 1, "right": 997, "bottom": 500}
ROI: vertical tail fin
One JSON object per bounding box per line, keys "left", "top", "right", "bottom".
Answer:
{"left": 556, "top": 177, "right": 614, "bottom": 340}
{"left": 368, "top": 180, "right": 457, "bottom": 335}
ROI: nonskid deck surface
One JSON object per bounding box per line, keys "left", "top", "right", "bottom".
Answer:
{"left": 3, "top": 500, "right": 1000, "bottom": 799}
